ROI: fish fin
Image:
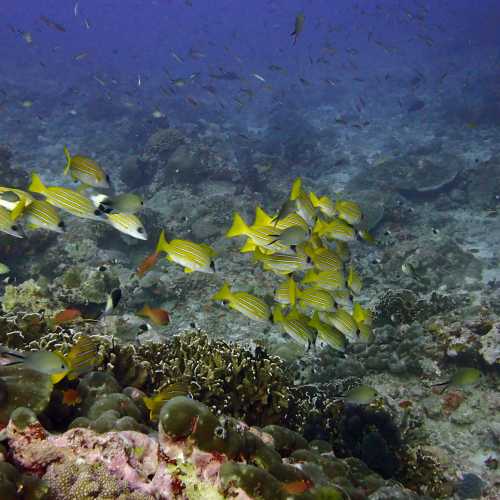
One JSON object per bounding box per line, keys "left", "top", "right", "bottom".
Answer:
{"left": 226, "top": 212, "right": 249, "bottom": 238}
{"left": 288, "top": 306, "right": 301, "bottom": 320}
{"left": 240, "top": 239, "right": 256, "bottom": 253}
{"left": 156, "top": 230, "right": 170, "bottom": 254}
{"left": 290, "top": 177, "right": 302, "bottom": 200}
{"left": 254, "top": 206, "right": 272, "bottom": 226}
{"left": 10, "top": 200, "right": 25, "bottom": 221}
{"left": 212, "top": 282, "right": 232, "bottom": 302}
{"left": 142, "top": 396, "right": 155, "bottom": 411}
{"left": 271, "top": 304, "right": 284, "bottom": 323}
{"left": 51, "top": 371, "right": 68, "bottom": 384}
{"left": 184, "top": 267, "right": 194, "bottom": 273}
{"left": 309, "top": 191, "right": 320, "bottom": 207}
{"left": 63, "top": 146, "right": 71, "bottom": 175}
{"left": 28, "top": 172, "right": 46, "bottom": 195}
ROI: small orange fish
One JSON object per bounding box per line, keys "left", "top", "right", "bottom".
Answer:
{"left": 137, "top": 305, "right": 170, "bottom": 326}
{"left": 136, "top": 251, "right": 160, "bottom": 277}
{"left": 62, "top": 388, "right": 81, "bottom": 406}
{"left": 281, "top": 479, "right": 313, "bottom": 495}
{"left": 53, "top": 308, "right": 81, "bottom": 324}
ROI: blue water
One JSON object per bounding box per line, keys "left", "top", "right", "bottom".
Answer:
{"left": 2, "top": 0, "right": 499, "bottom": 130}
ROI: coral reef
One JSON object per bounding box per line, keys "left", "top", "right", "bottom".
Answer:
{"left": 0, "top": 398, "right": 429, "bottom": 500}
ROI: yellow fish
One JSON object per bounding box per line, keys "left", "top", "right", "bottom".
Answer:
{"left": 313, "top": 218, "right": 356, "bottom": 242}
{"left": 212, "top": 282, "right": 272, "bottom": 322}
{"left": 297, "top": 287, "right": 336, "bottom": 312}
{"left": 309, "top": 191, "right": 336, "bottom": 217}
{"left": 253, "top": 247, "right": 311, "bottom": 275}
{"left": 226, "top": 213, "right": 291, "bottom": 254}
{"left": 143, "top": 382, "right": 189, "bottom": 421}
{"left": 335, "top": 200, "right": 363, "bottom": 226}
{"left": 309, "top": 312, "right": 347, "bottom": 353}
{"left": 347, "top": 265, "right": 363, "bottom": 295}
{"left": 273, "top": 305, "right": 316, "bottom": 348}
{"left": 0, "top": 205, "right": 23, "bottom": 238}
{"left": 64, "top": 146, "right": 110, "bottom": 188}
{"left": 29, "top": 173, "right": 104, "bottom": 221}
{"left": 23, "top": 199, "right": 65, "bottom": 233}
{"left": 302, "top": 269, "right": 347, "bottom": 292}
{"left": 156, "top": 230, "right": 215, "bottom": 273}
{"left": 274, "top": 276, "right": 297, "bottom": 305}
{"left": 106, "top": 213, "right": 147, "bottom": 240}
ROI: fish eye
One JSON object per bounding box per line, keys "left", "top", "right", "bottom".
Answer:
{"left": 58, "top": 221, "right": 66, "bottom": 229}
{"left": 138, "top": 227, "right": 144, "bottom": 233}
{"left": 210, "top": 261, "right": 216, "bottom": 271}
{"left": 11, "top": 225, "right": 18, "bottom": 231}
{"left": 61, "top": 364, "right": 66, "bottom": 369}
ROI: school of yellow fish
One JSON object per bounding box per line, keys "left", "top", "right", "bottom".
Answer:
{"left": 210, "top": 177, "right": 375, "bottom": 353}
{"left": 0, "top": 146, "right": 146, "bottom": 241}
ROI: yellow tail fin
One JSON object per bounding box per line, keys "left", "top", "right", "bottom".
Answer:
{"left": 63, "top": 146, "right": 71, "bottom": 175}
{"left": 290, "top": 177, "right": 302, "bottom": 200}
{"left": 309, "top": 191, "right": 320, "bottom": 207}
{"left": 253, "top": 206, "right": 272, "bottom": 227}
{"left": 156, "top": 230, "right": 170, "bottom": 254}
{"left": 309, "top": 311, "right": 321, "bottom": 329}
{"left": 212, "top": 282, "right": 232, "bottom": 302}
{"left": 28, "top": 173, "right": 47, "bottom": 195}
{"left": 240, "top": 238, "right": 256, "bottom": 253}
{"left": 226, "top": 212, "right": 249, "bottom": 238}
{"left": 272, "top": 304, "right": 285, "bottom": 323}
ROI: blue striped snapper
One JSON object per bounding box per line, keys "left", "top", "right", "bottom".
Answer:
{"left": 106, "top": 213, "right": 147, "bottom": 240}
{"left": 309, "top": 312, "right": 347, "bottom": 353}
{"left": 29, "top": 173, "right": 104, "bottom": 221}
{"left": 272, "top": 305, "right": 316, "bottom": 349}
{"left": 253, "top": 247, "right": 312, "bottom": 275}
{"left": 23, "top": 199, "right": 65, "bottom": 233}
{"left": 64, "top": 145, "right": 110, "bottom": 189}
{"left": 156, "top": 230, "right": 216, "bottom": 273}
{"left": 212, "top": 282, "right": 271, "bottom": 322}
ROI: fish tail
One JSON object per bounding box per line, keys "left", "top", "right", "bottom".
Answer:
{"left": 212, "top": 282, "right": 232, "bottom": 302}
{"left": 156, "top": 230, "right": 170, "bottom": 254}
{"left": 240, "top": 238, "right": 256, "bottom": 253}
{"left": 254, "top": 206, "right": 272, "bottom": 226}
{"left": 142, "top": 396, "right": 155, "bottom": 411}
{"left": 272, "top": 304, "right": 284, "bottom": 324}
{"left": 309, "top": 191, "right": 320, "bottom": 207}
{"left": 226, "top": 212, "right": 249, "bottom": 238}
{"left": 63, "top": 146, "right": 71, "bottom": 175}
{"left": 28, "top": 172, "right": 47, "bottom": 195}
{"left": 309, "top": 311, "right": 320, "bottom": 329}
{"left": 290, "top": 177, "right": 302, "bottom": 200}
{"left": 312, "top": 218, "right": 324, "bottom": 235}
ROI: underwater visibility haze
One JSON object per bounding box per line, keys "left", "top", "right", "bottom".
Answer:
{"left": 0, "top": 0, "right": 499, "bottom": 499}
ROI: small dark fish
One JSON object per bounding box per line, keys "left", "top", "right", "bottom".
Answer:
{"left": 40, "top": 15, "right": 66, "bottom": 32}
{"left": 290, "top": 12, "right": 305, "bottom": 45}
